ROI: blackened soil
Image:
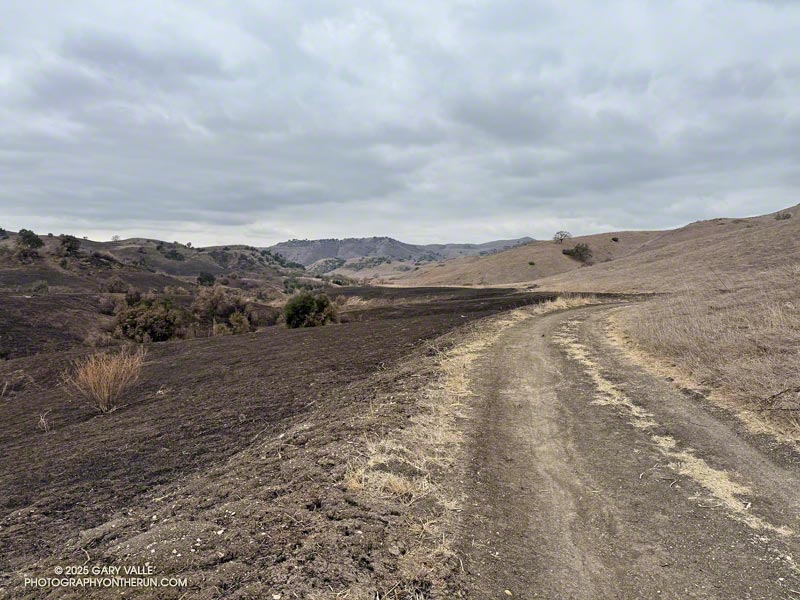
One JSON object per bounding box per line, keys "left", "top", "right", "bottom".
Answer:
{"left": 0, "top": 288, "right": 556, "bottom": 581}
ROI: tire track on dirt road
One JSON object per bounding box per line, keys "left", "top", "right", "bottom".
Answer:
{"left": 458, "top": 303, "right": 800, "bottom": 599}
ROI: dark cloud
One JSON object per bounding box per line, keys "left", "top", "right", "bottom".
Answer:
{"left": 0, "top": 1, "right": 799, "bottom": 245}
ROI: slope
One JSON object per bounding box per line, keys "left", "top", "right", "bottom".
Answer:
{"left": 535, "top": 206, "right": 800, "bottom": 293}
{"left": 398, "top": 230, "right": 660, "bottom": 286}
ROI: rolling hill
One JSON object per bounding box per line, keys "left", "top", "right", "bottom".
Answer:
{"left": 267, "top": 236, "right": 533, "bottom": 266}
{"left": 396, "top": 205, "right": 800, "bottom": 292}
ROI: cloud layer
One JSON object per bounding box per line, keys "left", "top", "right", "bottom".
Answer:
{"left": 1, "top": 1, "right": 799, "bottom": 244}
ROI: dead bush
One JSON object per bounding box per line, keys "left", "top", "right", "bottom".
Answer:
{"left": 98, "top": 294, "right": 120, "bottom": 315}
{"left": 62, "top": 347, "right": 147, "bottom": 412}
{"left": 104, "top": 275, "right": 127, "bottom": 293}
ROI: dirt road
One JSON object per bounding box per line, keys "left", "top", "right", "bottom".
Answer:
{"left": 459, "top": 304, "right": 800, "bottom": 599}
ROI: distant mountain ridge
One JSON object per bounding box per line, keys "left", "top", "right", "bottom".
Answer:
{"left": 266, "top": 236, "right": 534, "bottom": 266}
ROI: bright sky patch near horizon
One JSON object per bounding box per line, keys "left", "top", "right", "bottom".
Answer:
{"left": 1, "top": 1, "right": 798, "bottom": 246}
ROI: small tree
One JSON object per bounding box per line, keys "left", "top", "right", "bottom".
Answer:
{"left": 284, "top": 292, "right": 337, "bottom": 328}
{"left": 17, "top": 229, "right": 44, "bottom": 249}
{"left": 553, "top": 231, "right": 572, "bottom": 244}
{"left": 197, "top": 272, "right": 215, "bottom": 287}
{"left": 0, "top": 227, "right": 8, "bottom": 240}
{"left": 111, "top": 234, "right": 121, "bottom": 242}
{"left": 59, "top": 234, "right": 81, "bottom": 257}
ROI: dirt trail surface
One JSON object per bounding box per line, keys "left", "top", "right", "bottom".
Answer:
{"left": 460, "top": 303, "right": 800, "bottom": 599}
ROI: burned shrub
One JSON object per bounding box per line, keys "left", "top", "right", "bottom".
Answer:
{"left": 104, "top": 276, "right": 128, "bottom": 293}
{"left": 243, "top": 302, "right": 280, "bottom": 328}
{"left": 98, "top": 294, "right": 120, "bottom": 315}
{"left": 229, "top": 311, "right": 251, "bottom": 334}
{"left": 125, "top": 287, "right": 142, "bottom": 307}
{"left": 190, "top": 285, "right": 254, "bottom": 334}
{"left": 114, "top": 299, "right": 186, "bottom": 343}
{"left": 28, "top": 280, "right": 49, "bottom": 296}
{"left": 191, "top": 285, "right": 244, "bottom": 323}
{"left": 284, "top": 292, "right": 338, "bottom": 328}
{"left": 197, "top": 272, "right": 215, "bottom": 287}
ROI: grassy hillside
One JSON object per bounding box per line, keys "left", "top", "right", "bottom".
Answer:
{"left": 535, "top": 206, "right": 799, "bottom": 293}
{"left": 397, "top": 230, "right": 661, "bottom": 286}
{"left": 537, "top": 204, "right": 800, "bottom": 436}
{"left": 397, "top": 205, "right": 798, "bottom": 291}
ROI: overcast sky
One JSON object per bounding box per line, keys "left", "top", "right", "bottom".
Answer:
{"left": 1, "top": 1, "right": 799, "bottom": 246}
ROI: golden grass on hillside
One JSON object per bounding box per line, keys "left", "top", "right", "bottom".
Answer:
{"left": 616, "top": 264, "right": 800, "bottom": 432}
{"left": 63, "top": 347, "right": 147, "bottom": 412}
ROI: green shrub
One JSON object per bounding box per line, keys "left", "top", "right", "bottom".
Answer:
{"left": 197, "top": 272, "right": 216, "bottom": 286}
{"left": 17, "top": 229, "right": 43, "bottom": 249}
{"left": 528, "top": 261, "right": 536, "bottom": 266}
{"left": 59, "top": 234, "right": 81, "bottom": 256}
{"left": 262, "top": 249, "right": 305, "bottom": 270}
{"left": 163, "top": 248, "right": 185, "bottom": 261}
{"left": 114, "top": 299, "right": 185, "bottom": 342}
{"left": 0, "top": 227, "right": 7, "bottom": 240}
{"left": 775, "top": 212, "right": 792, "bottom": 221}
{"left": 284, "top": 292, "right": 337, "bottom": 328}
{"left": 562, "top": 243, "right": 593, "bottom": 263}
{"left": 611, "top": 237, "right": 619, "bottom": 242}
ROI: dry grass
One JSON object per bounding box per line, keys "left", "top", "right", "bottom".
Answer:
{"left": 37, "top": 410, "right": 52, "bottom": 433}
{"left": 614, "top": 264, "right": 800, "bottom": 434}
{"left": 536, "top": 207, "right": 799, "bottom": 294}
{"left": 62, "top": 346, "right": 147, "bottom": 412}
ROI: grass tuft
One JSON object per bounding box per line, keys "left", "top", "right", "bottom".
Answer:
{"left": 62, "top": 347, "right": 147, "bottom": 412}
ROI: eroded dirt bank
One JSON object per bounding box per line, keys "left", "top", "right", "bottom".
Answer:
{"left": 458, "top": 304, "right": 800, "bottom": 599}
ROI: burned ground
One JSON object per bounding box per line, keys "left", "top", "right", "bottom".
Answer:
{"left": 0, "top": 288, "right": 558, "bottom": 597}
